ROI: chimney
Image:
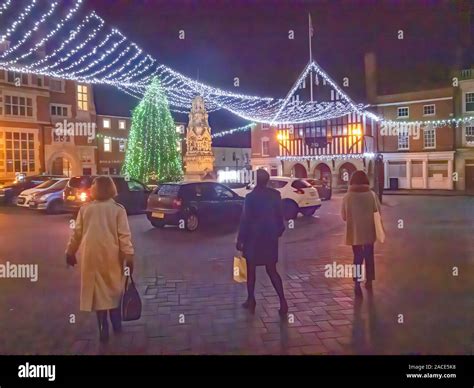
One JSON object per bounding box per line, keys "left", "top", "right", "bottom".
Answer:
{"left": 364, "top": 52, "right": 377, "bottom": 104}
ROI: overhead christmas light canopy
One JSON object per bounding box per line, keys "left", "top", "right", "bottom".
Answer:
{"left": 0, "top": 0, "right": 374, "bottom": 124}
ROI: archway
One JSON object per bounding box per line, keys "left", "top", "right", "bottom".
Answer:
{"left": 339, "top": 162, "right": 357, "bottom": 186}
{"left": 51, "top": 156, "right": 72, "bottom": 177}
{"left": 292, "top": 163, "right": 307, "bottom": 178}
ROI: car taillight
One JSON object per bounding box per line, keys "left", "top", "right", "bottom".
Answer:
{"left": 79, "top": 192, "right": 88, "bottom": 202}
{"left": 62, "top": 191, "right": 66, "bottom": 200}
{"left": 172, "top": 198, "right": 182, "bottom": 208}
{"left": 293, "top": 189, "right": 305, "bottom": 194}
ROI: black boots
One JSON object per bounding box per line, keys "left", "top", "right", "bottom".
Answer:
{"left": 109, "top": 307, "right": 122, "bottom": 333}
{"left": 96, "top": 311, "right": 109, "bottom": 343}
{"left": 97, "top": 308, "right": 122, "bottom": 343}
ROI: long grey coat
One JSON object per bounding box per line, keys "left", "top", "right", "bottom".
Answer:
{"left": 66, "top": 199, "right": 135, "bottom": 312}
{"left": 341, "top": 189, "right": 381, "bottom": 246}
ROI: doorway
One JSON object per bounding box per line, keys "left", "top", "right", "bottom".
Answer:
{"left": 51, "top": 157, "right": 72, "bottom": 177}
{"left": 466, "top": 165, "right": 474, "bottom": 192}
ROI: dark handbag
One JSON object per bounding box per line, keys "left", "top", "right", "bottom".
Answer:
{"left": 122, "top": 276, "right": 142, "bottom": 321}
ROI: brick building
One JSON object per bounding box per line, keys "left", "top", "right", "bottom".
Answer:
{"left": 0, "top": 70, "right": 97, "bottom": 183}
{"left": 365, "top": 53, "right": 456, "bottom": 190}
{"left": 453, "top": 68, "right": 474, "bottom": 192}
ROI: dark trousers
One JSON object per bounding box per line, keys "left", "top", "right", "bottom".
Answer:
{"left": 96, "top": 307, "right": 122, "bottom": 333}
{"left": 352, "top": 244, "right": 375, "bottom": 281}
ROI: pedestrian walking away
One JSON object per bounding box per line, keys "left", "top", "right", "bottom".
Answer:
{"left": 341, "top": 170, "right": 383, "bottom": 297}
{"left": 236, "top": 168, "right": 288, "bottom": 316}
{"left": 65, "top": 176, "right": 135, "bottom": 343}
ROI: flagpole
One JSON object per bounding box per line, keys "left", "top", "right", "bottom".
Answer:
{"left": 308, "top": 13, "right": 313, "bottom": 102}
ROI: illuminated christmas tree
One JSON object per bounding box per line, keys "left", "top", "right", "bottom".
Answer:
{"left": 122, "top": 77, "right": 183, "bottom": 183}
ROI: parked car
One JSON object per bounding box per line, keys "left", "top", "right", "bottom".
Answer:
{"left": 63, "top": 176, "right": 151, "bottom": 214}
{"left": 17, "top": 178, "right": 68, "bottom": 211}
{"left": 306, "top": 178, "right": 332, "bottom": 201}
{"left": 146, "top": 181, "right": 244, "bottom": 231}
{"left": 0, "top": 175, "right": 65, "bottom": 206}
{"left": 231, "top": 177, "right": 321, "bottom": 220}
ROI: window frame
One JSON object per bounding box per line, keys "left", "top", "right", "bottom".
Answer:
{"left": 50, "top": 104, "right": 69, "bottom": 118}
{"left": 397, "top": 126, "right": 409, "bottom": 150}
{"left": 261, "top": 137, "right": 270, "bottom": 156}
{"left": 423, "top": 126, "right": 436, "bottom": 149}
{"left": 49, "top": 78, "right": 65, "bottom": 93}
{"left": 103, "top": 118, "right": 111, "bottom": 129}
{"left": 397, "top": 107, "right": 409, "bottom": 118}
{"left": 103, "top": 137, "right": 112, "bottom": 152}
{"left": 465, "top": 92, "right": 474, "bottom": 113}
{"left": 423, "top": 104, "right": 435, "bottom": 116}
{"left": 4, "top": 93, "right": 34, "bottom": 118}
{"left": 77, "top": 84, "right": 88, "bottom": 111}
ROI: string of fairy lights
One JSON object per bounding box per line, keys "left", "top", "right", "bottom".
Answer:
{"left": 0, "top": 0, "right": 472, "bottom": 143}
{"left": 0, "top": 0, "right": 371, "bottom": 124}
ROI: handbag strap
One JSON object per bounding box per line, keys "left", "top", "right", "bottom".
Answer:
{"left": 124, "top": 275, "right": 135, "bottom": 289}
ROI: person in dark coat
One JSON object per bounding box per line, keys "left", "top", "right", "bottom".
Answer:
{"left": 236, "top": 169, "right": 288, "bottom": 315}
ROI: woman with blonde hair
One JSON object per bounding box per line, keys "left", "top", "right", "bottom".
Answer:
{"left": 66, "top": 176, "right": 135, "bottom": 343}
{"left": 341, "top": 170, "right": 381, "bottom": 297}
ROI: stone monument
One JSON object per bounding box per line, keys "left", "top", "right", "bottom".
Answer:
{"left": 184, "top": 96, "right": 215, "bottom": 180}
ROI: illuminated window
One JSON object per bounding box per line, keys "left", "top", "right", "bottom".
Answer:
{"left": 4, "top": 131, "right": 36, "bottom": 173}
{"left": 119, "top": 120, "right": 126, "bottom": 130}
{"left": 103, "top": 118, "right": 111, "bottom": 129}
{"left": 77, "top": 85, "right": 88, "bottom": 111}
{"left": 104, "top": 137, "right": 112, "bottom": 152}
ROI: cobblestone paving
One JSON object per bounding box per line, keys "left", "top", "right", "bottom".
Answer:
{"left": 0, "top": 195, "right": 473, "bottom": 355}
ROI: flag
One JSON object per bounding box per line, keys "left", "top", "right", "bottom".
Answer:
{"left": 309, "top": 14, "right": 314, "bottom": 37}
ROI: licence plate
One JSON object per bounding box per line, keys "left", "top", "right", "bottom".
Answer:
{"left": 152, "top": 212, "right": 165, "bottom": 219}
{"left": 29, "top": 202, "right": 36, "bottom": 207}
{"left": 67, "top": 195, "right": 76, "bottom": 201}
{"left": 309, "top": 191, "right": 316, "bottom": 196}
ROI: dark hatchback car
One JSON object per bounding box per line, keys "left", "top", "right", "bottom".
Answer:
{"left": 146, "top": 181, "right": 244, "bottom": 231}
{"left": 0, "top": 175, "right": 64, "bottom": 205}
{"left": 63, "top": 176, "right": 151, "bottom": 214}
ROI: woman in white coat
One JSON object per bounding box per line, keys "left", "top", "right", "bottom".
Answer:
{"left": 66, "top": 176, "right": 135, "bottom": 342}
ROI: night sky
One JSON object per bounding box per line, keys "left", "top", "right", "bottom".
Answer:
{"left": 85, "top": 0, "right": 473, "bottom": 148}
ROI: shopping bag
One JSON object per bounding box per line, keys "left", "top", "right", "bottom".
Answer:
{"left": 374, "top": 211, "right": 385, "bottom": 243}
{"left": 233, "top": 256, "right": 247, "bottom": 283}
{"left": 122, "top": 275, "right": 142, "bottom": 321}
{"left": 372, "top": 191, "right": 385, "bottom": 243}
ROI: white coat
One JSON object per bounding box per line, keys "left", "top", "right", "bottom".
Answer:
{"left": 66, "top": 199, "right": 134, "bottom": 312}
